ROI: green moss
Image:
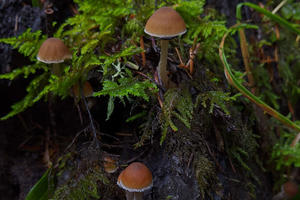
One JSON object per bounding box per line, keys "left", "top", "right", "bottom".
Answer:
{"left": 193, "top": 155, "right": 216, "bottom": 199}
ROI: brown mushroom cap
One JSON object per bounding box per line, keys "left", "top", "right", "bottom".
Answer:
{"left": 144, "top": 7, "right": 186, "bottom": 38}
{"left": 283, "top": 181, "right": 299, "bottom": 198}
{"left": 72, "top": 81, "right": 94, "bottom": 98}
{"left": 37, "top": 37, "right": 72, "bottom": 64}
{"left": 103, "top": 156, "right": 118, "bottom": 174}
{"left": 117, "top": 162, "right": 153, "bottom": 192}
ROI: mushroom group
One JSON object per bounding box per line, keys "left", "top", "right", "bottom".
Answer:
{"left": 144, "top": 7, "right": 186, "bottom": 88}
{"left": 117, "top": 162, "right": 152, "bottom": 200}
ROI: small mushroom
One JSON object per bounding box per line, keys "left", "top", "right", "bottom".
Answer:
{"left": 103, "top": 156, "right": 118, "bottom": 174}
{"left": 72, "top": 81, "right": 94, "bottom": 99}
{"left": 272, "top": 181, "right": 299, "bottom": 200}
{"left": 37, "top": 37, "right": 72, "bottom": 75}
{"left": 117, "top": 162, "right": 153, "bottom": 200}
{"left": 144, "top": 7, "right": 186, "bottom": 88}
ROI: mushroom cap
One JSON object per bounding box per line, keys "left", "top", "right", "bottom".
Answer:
{"left": 144, "top": 7, "right": 186, "bottom": 39}
{"left": 37, "top": 37, "right": 72, "bottom": 64}
{"left": 72, "top": 81, "right": 94, "bottom": 98}
{"left": 103, "top": 156, "right": 118, "bottom": 174}
{"left": 283, "top": 181, "right": 299, "bottom": 198}
{"left": 117, "top": 162, "right": 153, "bottom": 192}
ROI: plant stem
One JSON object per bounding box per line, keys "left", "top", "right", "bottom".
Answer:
{"left": 158, "top": 39, "right": 169, "bottom": 88}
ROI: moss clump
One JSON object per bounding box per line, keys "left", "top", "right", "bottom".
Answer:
{"left": 193, "top": 155, "right": 217, "bottom": 199}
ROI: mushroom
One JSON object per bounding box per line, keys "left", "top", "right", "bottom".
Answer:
{"left": 37, "top": 37, "right": 72, "bottom": 75}
{"left": 103, "top": 155, "right": 118, "bottom": 174}
{"left": 117, "top": 162, "right": 153, "bottom": 200}
{"left": 72, "top": 81, "right": 94, "bottom": 99}
{"left": 72, "top": 80, "right": 95, "bottom": 109}
{"left": 144, "top": 7, "right": 186, "bottom": 88}
{"left": 272, "top": 181, "right": 299, "bottom": 200}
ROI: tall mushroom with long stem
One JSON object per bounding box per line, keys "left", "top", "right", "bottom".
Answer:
{"left": 144, "top": 7, "right": 186, "bottom": 88}
{"left": 37, "top": 37, "right": 72, "bottom": 136}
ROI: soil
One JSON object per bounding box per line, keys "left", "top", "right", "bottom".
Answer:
{"left": 0, "top": 0, "right": 275, "bottom": 200}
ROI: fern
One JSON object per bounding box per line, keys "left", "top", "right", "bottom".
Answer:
{"left": 160, "top": 88, "right": 193, "bottom": 144}
{"left": 94, "top": 71, "right": 157, "bottom": 120}
{"left": 272, "top": 131, "right": 300, "bottom": 170}
{"left": 195, "top": 91, "right": 241, "bottom": 115}
{"left": 0, "top": 63, "right": 48, "bottom": 80}
{"left": 0, "top": 0, "right": 146, "bottom": 120}
{"left": 95, "top": 77, "right": 155, "bottom": 101}
{"left": 99, "top": 46, "right": 142, "bottom": 76}
{"left": 1, "top": 73, "right": 49, "bottom": 120}
{"left": 0, "top": 28, "right": 45, "bottom": 61}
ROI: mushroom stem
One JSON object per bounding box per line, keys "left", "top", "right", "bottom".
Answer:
{"left": 158, "top": 39, "right": 169, "bottom": 88}
{"left": 133, "top": 192, "right": 144, "bottom": 200}
{"left": 52, "top": 63, "right": 61, "bottom": 76}
{"left": 125, "top": 191, "right": 134, "bottom": 200}
{"left": 125, "top": 191, "right": 144, "bottom": 200}
{"left": 272, "top": 190, "right": 285, "bottom": 200}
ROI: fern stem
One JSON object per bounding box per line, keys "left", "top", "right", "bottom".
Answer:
{"left": 158, "top": 39, "right": 169, "bottom": 89}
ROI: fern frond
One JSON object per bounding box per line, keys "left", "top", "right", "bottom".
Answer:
{"left": 1, "top": 73, "right": 49, "bottom": 120}
{"left": 94, "top": 76, "right": 156, "bottom": 101}
{"left": 99, "top": 46, "right": 142, "bottom": 75}
{"left": 0, "top": 28, "right": 45, "bottom": 61}
{"left": 0, "top": 63, "right": 48, "bottom": 80}
{"left": 196, "top": 91, "right": 240, "bottom": 115}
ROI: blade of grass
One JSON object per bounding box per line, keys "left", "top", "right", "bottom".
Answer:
{"left": 25, "top": 168, "right": 52, "bottom": 200}
{"left": 219, "top": 25, "right": 300, "bottom": 132}
{"left": 236, "top": 2, "right": 300, "bottom": 35}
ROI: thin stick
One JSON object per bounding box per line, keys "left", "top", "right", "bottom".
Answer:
{"left": 272, "top": 0, "right": 288, "bottom": 14}
{"left": 140, "top": 36, "right": 146, "bottom": 67}
{"left": 80, "top": 87, "right": 99, "bottom": 148}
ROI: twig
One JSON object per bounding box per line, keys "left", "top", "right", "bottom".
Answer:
{"left": 185, "top": 152, "right": 194, "bottom": 176}
{"left": 290, "top": 133, "right": 300, "bottom": 147}
{"left": 80, "top": 86, "right": 99, "bottom": 148}
{"left": 135, "top": 71, "right": 165, "bottom": 92}
{"left": 17, "top": 114, "right": 29, "bottom": 132}
{"left": 14, "top": 15, "right": 18, "bottom": 35}
{"left": 125, "top": 150, "right": 147, "bottom": 164}
{"left": 64, "top": 127, "right": 89, "bottom": 152}
{"left": 74, "top": 98, "right": 83, "bottom": 125}
{"left": 272, "top": 0, "right": 288, "bottom": 14}
{"left": 204, "top": 141, "right": 224, "bottom": 172}
{"left": 140, "top": 36, "right": 146, "bottom": 67}
{"left": 239, "top": 29, "right": 255, "bottom": 93}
